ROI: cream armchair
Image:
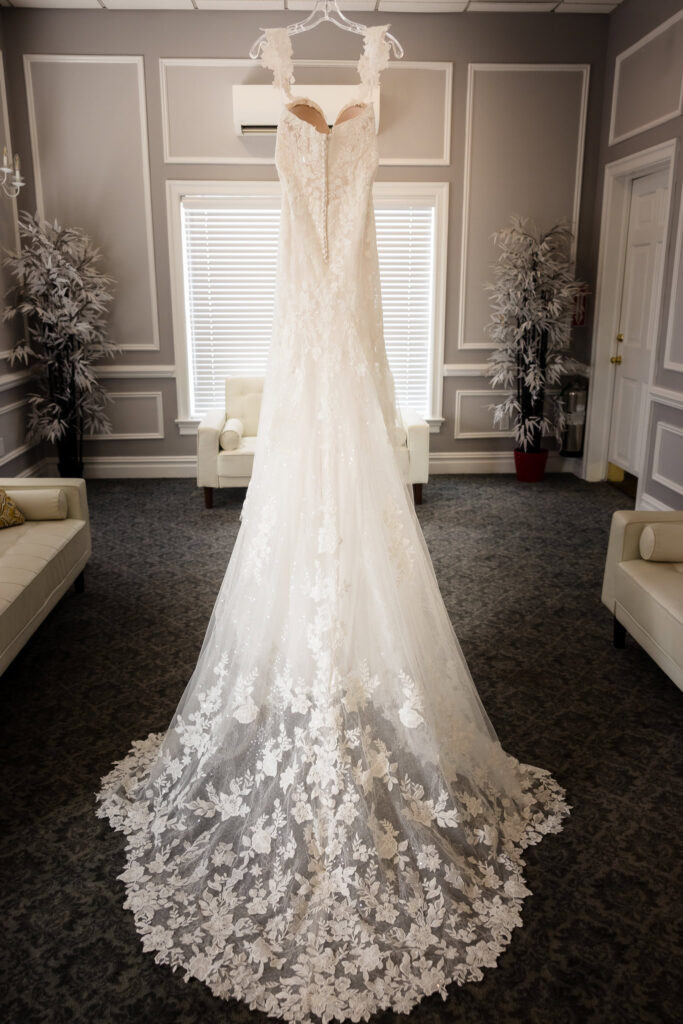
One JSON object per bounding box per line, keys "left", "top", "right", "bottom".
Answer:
{"left": 197, "top": 376, "right": 430, "bottom": 508}
{"left": 601, "top": 510, "right": 683, "bottom": 691}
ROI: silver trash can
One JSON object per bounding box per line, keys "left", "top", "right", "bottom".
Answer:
{"left": 560, "top": 382, "right": 588, "bottom": 456}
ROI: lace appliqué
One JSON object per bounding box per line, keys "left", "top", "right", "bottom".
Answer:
{"left": 261, "top": 27, "right": 295, "bottom": 100}
{"left": 357, "top": 24, "right": 392, "bottom": 102}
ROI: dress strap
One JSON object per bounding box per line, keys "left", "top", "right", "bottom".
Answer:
{"left": 356, "top": 24, "right": 392, "bottom": 102}
{"left": 261, "top": 27, "right": 295, "bottom": 101}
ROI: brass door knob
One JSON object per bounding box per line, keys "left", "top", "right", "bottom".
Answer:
{"left": 610, "top": 355, "right": 622, "bottom": 364}
{"left": 616, "top": 333, "right": 624, "bottom": 342}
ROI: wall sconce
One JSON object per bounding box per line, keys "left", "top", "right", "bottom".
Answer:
{"left": 1, "top": 147, "right": 24, "bottom": 199}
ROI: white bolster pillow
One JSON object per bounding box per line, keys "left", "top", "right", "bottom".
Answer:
{"left": 219, "top": 417, "right": 244, "bottom": 451}
{"left": 639, "top": 523, "right": 683, "bottom": 562}
{"left": 5, "top": 487, "right": 68, "bottom": 521}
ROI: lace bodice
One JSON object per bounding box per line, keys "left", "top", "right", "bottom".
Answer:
{"left": 261, "top": 24, "right": 391, "bottom": 268}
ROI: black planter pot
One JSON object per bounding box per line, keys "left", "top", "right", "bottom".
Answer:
{"left": 56, "top": 429, "right": 83, "bottom": 478}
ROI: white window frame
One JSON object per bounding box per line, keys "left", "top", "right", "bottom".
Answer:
{"left": 166, "top": 179, "right": 448, "bottom": 435}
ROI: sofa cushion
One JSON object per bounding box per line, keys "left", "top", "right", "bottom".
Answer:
{"left": 615, "top": 559, "right": 683, "bottom": 669}
{"left": 639, "top": 523, "right": 683, "bottom": 562}
{"left": 0, "top": 520, "right": 91, "bottom": 659}
{"left": 0, "top": 489, "right": 25, "bottom": 529}
{"left": 5, "top": 487, "right": 68, "bottom": 522}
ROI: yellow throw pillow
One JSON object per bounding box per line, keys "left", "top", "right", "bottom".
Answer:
{"left": 0, "top": 488, "right": 26, "bottom": 529}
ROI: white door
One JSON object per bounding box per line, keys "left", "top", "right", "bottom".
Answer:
{"left": 607, "top": 169, "right": 669, "bottom": 475}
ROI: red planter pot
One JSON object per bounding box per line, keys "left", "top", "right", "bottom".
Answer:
{"left": 514, "top": 448, "right": 549, "bottom": 482}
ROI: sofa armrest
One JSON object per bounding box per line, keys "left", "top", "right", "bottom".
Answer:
{"left": 196, "top": 408, "right": 226, "bottom": 488}
{"left": 0, "top": 477, "right": 89, "bottom": 524}
{"left": 400, "top": 407, "right": 430, "bottom": 484}
{"left": 601, "top": 510, "right": 683, "bottom": 611}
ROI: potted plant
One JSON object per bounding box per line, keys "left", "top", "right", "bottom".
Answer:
{"left": 485, "top": 216, "right": 585, "bottom": 482}
{"left": 2, "top": 211, "right": 117, "bottom": 477}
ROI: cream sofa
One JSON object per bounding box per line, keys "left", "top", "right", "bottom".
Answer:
{"left": 601, "top": 510, "right": 683, "bottom": 691}
{"left": 0, "top": 478, "right": 91, "bottom": 675}
{"left": 197, "top": 376, "right": 430, "bottom": 508}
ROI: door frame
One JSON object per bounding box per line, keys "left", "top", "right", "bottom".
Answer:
{"left": 583, "top": 138, "right": 677, "bottom": 482}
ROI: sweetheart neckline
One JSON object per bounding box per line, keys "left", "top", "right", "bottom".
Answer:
{"left": 283, "top": 98, "right": 371, "bottom": 136}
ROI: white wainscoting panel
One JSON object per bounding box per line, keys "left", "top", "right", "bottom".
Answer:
{"left": 0, "top": 396, "right": 34, "bottom": 467}
{"left": 651, "top": 420, "right": 683, "bottom": 497}
{"left": 459, "top": 64, "right": 589, "bottom": 351}
{"left": 609, "top": 10, "right": 683, "bottom": 146}
{"left": 24, "top": 55, "right": 160, "bottom": 352}
{"left": 84, "top": 391, "right": 164, "bottom": 441}
{"left": 453, "top": 388, "right": 514, "bottom": 439}
{"left": 161, "top": 58, "right": 451, "bottom": 166}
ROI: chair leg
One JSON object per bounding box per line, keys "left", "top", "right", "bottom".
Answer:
{"left": 413, "top": 483, "right": 423, "bottom": 505}
{"left": 74, "top": 570, "right": 85, "bottom": 594}
{"left": 203, "top": 487, "right": 214, "bottom": 509}
{"left": 613, "top": 616, "right": 626, "bottom": 649}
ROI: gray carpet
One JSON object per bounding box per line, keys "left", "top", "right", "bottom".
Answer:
{"left": 1, "top": 475, "right": 681, "bottom": 1024}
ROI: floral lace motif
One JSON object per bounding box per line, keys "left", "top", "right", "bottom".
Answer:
{"left": 357, "top": 24, "right": 392, "bottom": 102}
{"left": 261, "top": 27, "right": 295, "bottom": 100}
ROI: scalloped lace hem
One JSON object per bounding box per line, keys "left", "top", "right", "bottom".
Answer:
{"left": 96, "top": 731, "right": 570, "bottom": 1024}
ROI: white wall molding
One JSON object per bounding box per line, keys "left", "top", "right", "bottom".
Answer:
{"left": 453, "top": 388, "right": 514, "bottom": 439}
{"left": 663, "top": 185, "right": 683, "bottom": 373}
{"left": 584, "top": 138, "right": 678, "bottom": 483}
{"left": 651, "top": 420, "right": 683, "bottom": 497}
{"left": 458, "top": 63, "right": 589, "bottom": 351}
{"left": 84, "top": 390, "right": 164, "bottom": 441}
{"left": 16, "top": 457, "right": 48, "bottom": 478}
{"left": 160, "top": 57, "right": 452, "bottom": 166}
{"left": 443, "top": 363, "right": 489, "bottom": 376}
{"left": 0, "top": 441, "right": 38, "bottom": 468}
{"left": 609, "top": 10, "right": 683, "bottom": 147}
{"left": 0, "top": 368, "right": 32, "bottom": 392}
{"left": 0, "top": 396, "right": 29, "bottom": 417}
{"left": 23, "top": 54, "right": 161, "bottom": 352}
{"left": 95, "top": 364, "right": 176, "bottom": 378}
{"left": 638, "top": 491, "right": 673, "bottom": 512}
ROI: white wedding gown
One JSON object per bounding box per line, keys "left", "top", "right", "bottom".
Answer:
{"left": 96, "top": 24, "right": 571, "bottom": 1024}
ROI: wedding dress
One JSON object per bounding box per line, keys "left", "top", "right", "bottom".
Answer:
{"left": 96, "top": 24, "right": 571, "bottom": 1024}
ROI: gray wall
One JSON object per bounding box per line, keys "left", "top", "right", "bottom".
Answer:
{"left": 596, "top": 0, "right": 683, "bottom": 509}
{"left": 0, "top": 16, "right": 41, "bottom": 478}
{"left": 0, "top": 8, "right": 611, "bottom": 477}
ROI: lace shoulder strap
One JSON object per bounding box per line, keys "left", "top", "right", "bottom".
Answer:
{"left": 357, "top": 24, "right": 392, "bottom": 102}
{"left": 261, "top": 27, "right": 295, "bottom": 101}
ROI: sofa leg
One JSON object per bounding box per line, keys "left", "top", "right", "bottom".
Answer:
{"left": 413, "top": 483, "right": 423, "bottom": 505}
{"left": 74, "top": 570, "right": 85, "bottom": 594}
{"left": 613, "top": 616, "right": 626, "bottom": 649}
{"left": 203, "top": 487, "right": 214, "bottom": 510}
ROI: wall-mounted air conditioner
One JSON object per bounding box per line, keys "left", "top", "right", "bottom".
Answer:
{"left": 231, "top": 84, "right": 380, "bottom": 136}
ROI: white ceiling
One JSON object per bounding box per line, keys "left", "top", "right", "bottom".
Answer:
{"left": 0, "top": 0, "right": 627, "bottom": 14}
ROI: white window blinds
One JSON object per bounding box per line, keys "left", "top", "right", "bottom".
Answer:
{"left": 181, "top": 196, "right": 435, "bottom": 419}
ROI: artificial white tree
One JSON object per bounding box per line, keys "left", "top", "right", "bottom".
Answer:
{"left": 2, "top": 211, "right": 117, "bottom": 475}
{"left": 485, "top": 217, "right": 585, "bottom": 454}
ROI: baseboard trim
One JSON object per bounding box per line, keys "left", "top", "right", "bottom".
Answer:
{"left": 34, "top": 452, "right": 585, "bottom": 480}
{"left": 43, "top": 455, "right": 198, "bottom": 479}
{"left": 638, "top": 492, "right": 673, "bottom": 512}
{"left": 429, "top": 452, "right": 583, "bottom": 475}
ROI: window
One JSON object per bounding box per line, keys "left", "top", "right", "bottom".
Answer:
{"left": 169, "top": 181, "right": 447, "bottom": 432}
